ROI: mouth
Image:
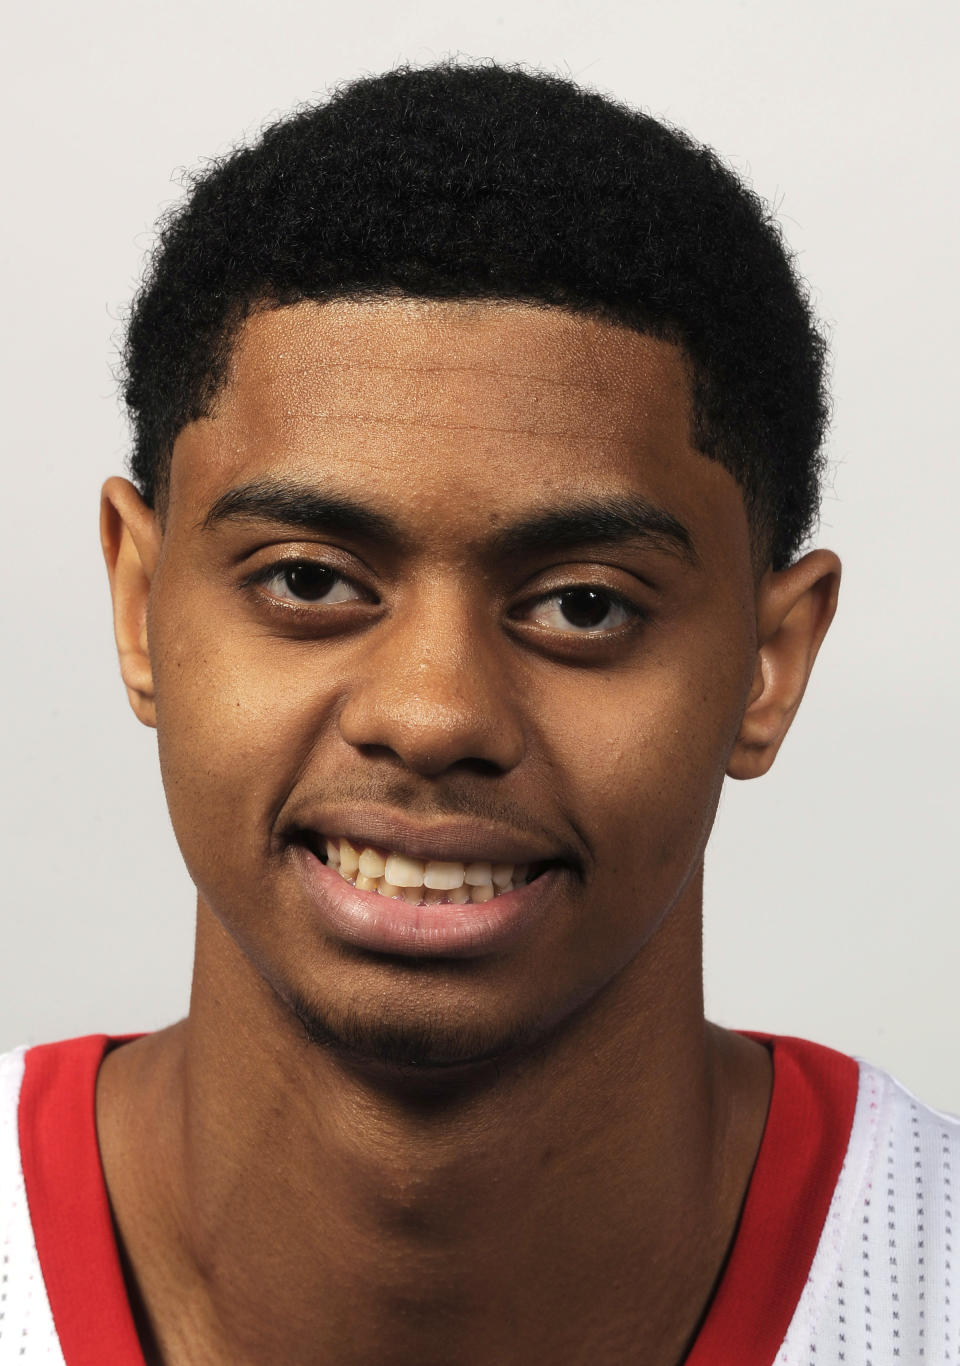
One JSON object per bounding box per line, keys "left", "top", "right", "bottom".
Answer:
{"left": 288, "top": 825, "right": 566, "bottom": 958}
{"left": 304, "top": 833, "right": 550, "bottom": 907}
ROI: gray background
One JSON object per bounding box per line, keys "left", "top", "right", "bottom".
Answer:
{"left": 2, "top": 0, "right": 957, "bottom": 1109}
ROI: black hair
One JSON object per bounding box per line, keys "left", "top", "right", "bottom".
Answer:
{"left": 122, "top": 60, "right": 829, "bottom": 569}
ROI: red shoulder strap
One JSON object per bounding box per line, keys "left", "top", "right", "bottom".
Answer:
{"left": 19, "top": 1035, "right": 147, "bottom": 1366}
{"left": 684, "top": 1031, "right": 859, "bottom": 1364}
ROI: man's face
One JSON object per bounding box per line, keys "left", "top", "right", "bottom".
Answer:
{"left": 145, "top": 299, "right": 758, "bottom": 1069}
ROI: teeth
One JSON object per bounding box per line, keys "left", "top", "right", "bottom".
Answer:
{"left": 384, "top": 854, "right": 426, "bottom": 888}
{"left": 423, "top": 861, "right": 466, "bottom": 890}
{"left": 463, "top": 861, "right": 492, "bottom": 886}
{"left": 321, "top": 838, "right": 541, "bottom": 905}
{"left": 358, "top": 847, "right": 386, "bottom": 878}
{"left": 339, "top": 839, "right": 360, "bottom": 877}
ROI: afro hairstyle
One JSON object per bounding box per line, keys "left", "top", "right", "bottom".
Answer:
{"left": 122, "top": 60, "right": 829, "bottom": 570}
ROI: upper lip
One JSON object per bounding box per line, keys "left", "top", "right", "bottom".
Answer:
{"left": 288, "top": 807, "right": 564, "bottom": 867}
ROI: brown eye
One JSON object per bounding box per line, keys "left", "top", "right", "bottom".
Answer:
{"left": 558, "top": 588, "right": 613, "bottom": 629}
{"left": 255, "top": 562, "right": 365, "bottom": 606}
{"left": 283, "top": 564, "right": 337, "bottom": 601}
{"left": 523, "top": 587, "right": 635, "bottom": 633}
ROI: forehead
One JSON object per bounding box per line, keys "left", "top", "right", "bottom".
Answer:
{"left": 167, "top": 298, "right": 748, "bottom": 567}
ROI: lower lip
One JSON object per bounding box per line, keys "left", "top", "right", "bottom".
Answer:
{"left": 292, "top": 846, "right": 562, "bottom": 958}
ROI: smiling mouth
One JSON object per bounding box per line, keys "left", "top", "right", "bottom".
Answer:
{"left": 308, "top": 835, "right": 549, "bottom": 907}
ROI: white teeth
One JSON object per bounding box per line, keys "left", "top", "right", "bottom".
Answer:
{"left": 423, "top": 861, "right": 466, "bottom": 890}
{"left": 463, "top": 861, "right": 493, "bottom": 886}
{"left": 384, "top": 854, "right": 426, "bottom": 888}
{"left": 322, "top": 838, "right": 539, "bottom": 905}
{"left": 358, "top": 847, "right": 386, "bottom": 879}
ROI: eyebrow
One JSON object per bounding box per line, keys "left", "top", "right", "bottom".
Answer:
{"left": 487, "top": 496, "right": 697, "bottom": 565}
{"left": 201, "top": 479, "right": 399, "bottom": 543}
{"left": 200, "top": 478, "right": 697, "bottom": 566}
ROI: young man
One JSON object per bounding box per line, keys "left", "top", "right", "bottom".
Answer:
{"left": 1, "top": 61, "right": 955, "bottom": 1366}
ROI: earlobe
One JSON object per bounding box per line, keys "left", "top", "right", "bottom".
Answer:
{"left": 100, "top": 477, "right": 162, "bottom": 728}
{"left": 727, "top": 549, "right": 841, "bottom": 781}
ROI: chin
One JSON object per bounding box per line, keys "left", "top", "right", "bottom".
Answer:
{"left": 285, "top": 982, "right": 545, "bottom": 1083}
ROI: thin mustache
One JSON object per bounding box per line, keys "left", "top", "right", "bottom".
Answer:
{"left": 299, "top": 777, "right": 521, "bottom": 824}
{"left": 281, "top": 779, "right": 586, "bottom": 870}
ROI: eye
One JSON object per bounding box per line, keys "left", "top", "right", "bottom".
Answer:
{"left": 522, "top": 587, "right": 637, "bottom": 633}
{"left": 254, "top": 562, "right": 365, "bottom": 606}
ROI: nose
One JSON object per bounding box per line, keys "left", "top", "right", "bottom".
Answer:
{"left": 337, "top": 589, "right": 525, "bottom": 777}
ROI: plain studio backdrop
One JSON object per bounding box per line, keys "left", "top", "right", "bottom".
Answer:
{"left": 2, "top": 0, "right": 957, "bottom": 1109}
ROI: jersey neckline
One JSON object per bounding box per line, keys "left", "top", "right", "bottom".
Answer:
{"left": 684, "top": 1030, "right": 858, "bottom": 1362}
{"left": 17, "top": 1029, "right": 859, "bottom": 1365}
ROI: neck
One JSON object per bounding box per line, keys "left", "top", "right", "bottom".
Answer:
{"left": 96, "top": 876, "right": 772, "bottom": 1366}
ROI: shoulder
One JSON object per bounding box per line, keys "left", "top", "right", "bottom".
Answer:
{"left": 778, "top": 1054, "right": 960, "bottom": 1364}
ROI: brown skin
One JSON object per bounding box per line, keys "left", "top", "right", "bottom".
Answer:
{"left": 97, "top": 299, "right": 840, "bottom": 1365}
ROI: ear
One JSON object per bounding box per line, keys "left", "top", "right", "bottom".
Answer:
{"left": 100, "top": 477, "right": 162, "bottom": 728}
{"left": 727, "top": 549, "right": 841, "bottom": 780}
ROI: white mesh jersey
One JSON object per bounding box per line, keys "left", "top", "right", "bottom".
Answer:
{"left": 1, "top": 1033, "right": 957, "bottom": 1366}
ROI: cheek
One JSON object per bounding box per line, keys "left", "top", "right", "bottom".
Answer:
{"left": 539, "top": 634, "right": 748, "bottom": 883}
{"left": 148, "top": 584, "right": 325, "bottom": 883}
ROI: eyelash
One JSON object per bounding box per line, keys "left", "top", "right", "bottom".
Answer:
{"left": 244, "top": 559, "right": 646, "bottom": 635}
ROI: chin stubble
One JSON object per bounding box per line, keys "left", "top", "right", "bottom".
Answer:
{"left": 286, "top": 985, "right": 540, "bottom": 1074}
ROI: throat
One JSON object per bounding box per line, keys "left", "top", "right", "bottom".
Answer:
{"left": 95, "top": 919, "right": 768, "bottom": 1366}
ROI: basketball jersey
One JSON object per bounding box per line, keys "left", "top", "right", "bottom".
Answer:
{"left": 1, "top": 1032, "right": 957, "bottom": 1364}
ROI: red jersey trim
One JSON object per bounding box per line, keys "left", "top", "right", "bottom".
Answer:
{"left": 18, "top": 1034, "right": 147, "bottom": 1366}
{"left": 17, "top": 1029, "right": 859, "bottom": 1365}
{"left": 685, "top": 1031, "right": 859, "bottom": 1365}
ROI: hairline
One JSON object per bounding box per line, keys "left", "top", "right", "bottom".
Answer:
{"left": 149, "top": 290, "right": 774, "bottom": 574}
